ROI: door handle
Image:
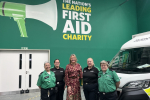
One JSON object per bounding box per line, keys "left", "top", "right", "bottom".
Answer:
{"left": 26, "top": 71, "right": 29, "bottom": 74}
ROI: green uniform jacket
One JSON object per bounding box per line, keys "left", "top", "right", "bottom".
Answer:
{"left": 98, "top": 69, "right": 120, "bottom": 93}
{"left": 37, "top": 70, "right": 56, "bottom": 89}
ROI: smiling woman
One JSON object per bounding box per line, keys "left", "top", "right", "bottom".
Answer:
{"left": 65, "top": 54, "right": 83, "bottom": 100}
{"left": 37, "top": 61, "right": 56, "bottom": 100}
{"left": 50, "top": 59, "right": 65, "bottom": 100}
{"left": 83, "top": 58, "right": 99, "bottom": 100}
{"left": 98, "top": 60, "right": 120, "bottom": 100}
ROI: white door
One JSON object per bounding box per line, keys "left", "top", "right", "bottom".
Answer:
{"left": 25, "top": 51, "right": 49, "bottom": 90}
{"left": 0, "top": 51, "right": 26, "bottom": 92}
{"left": 0, "top": 50, "right": 49, "bottom": 93}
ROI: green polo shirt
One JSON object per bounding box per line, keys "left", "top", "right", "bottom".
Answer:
{"left": 98, "top": 69, "right": 120, "bottom": 93}
{"left": 37, "top": 70, "right": 56, "bottom": 89}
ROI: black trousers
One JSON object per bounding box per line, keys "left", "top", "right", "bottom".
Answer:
{"left": 83, "top": 83, "right": 99, "bottom": 100}
{"left": 99, "top": 91, "right": 118, "bottom": 100}
{"left": 41, "top": 88, "right": 56, "bottom": 100}
{"left": 55, "top": 81, "right": 65, "bottom": 100}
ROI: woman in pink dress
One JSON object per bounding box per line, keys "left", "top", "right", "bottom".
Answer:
{"left": 65, "top": 54, "right": 83, "bottom": 100}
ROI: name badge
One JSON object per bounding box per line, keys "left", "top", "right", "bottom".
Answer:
{"left": 107, "top": 75, "right": 111, "bottom": 77}
{"left": 90, "top": 71, "right": 94, "bottom": 72}
{"left": 60, "top": 71, "right": 63, "bottom": 72}
{"left": 57, "top": 82, "right": 59, "bottom": 84}
{"left": 53, "top": 71, "right": 56, "bottom": 72}
{"left": 44, "top": 76, "right": 49, "bottom": 79}
{"left": 84, "top": 71, "right": 86, "bottom": 72}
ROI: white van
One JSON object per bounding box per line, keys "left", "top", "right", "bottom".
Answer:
{"left": 109, "top": 32, "right": 150, "bottom": 100}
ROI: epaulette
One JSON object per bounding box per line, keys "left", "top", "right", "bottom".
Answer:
{"left": 39, "top": 71, "right": 43, "bottom": 76}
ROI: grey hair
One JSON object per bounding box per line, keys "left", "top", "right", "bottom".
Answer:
{"left": 44, "top": 61, "right": 50, "bottom": 66}
{"left": 100, "top": 60, "right": 108, "bottom": 66}
{"left": 87, "top": 58, "right": 95, "bottom": 66}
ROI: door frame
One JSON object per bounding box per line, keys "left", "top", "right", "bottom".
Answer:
{"left": 0, "top": 49, "right": 50, "bottom": 61}
{"left": 0, "top": 49, "right": 50, "bottom": 95}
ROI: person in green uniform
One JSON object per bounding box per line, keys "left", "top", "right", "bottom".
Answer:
{"left": 37, "top": 61, "right": 56, "bottom": 100}
{"left": 98, "top": 60, "right": 120, "bottom": 100}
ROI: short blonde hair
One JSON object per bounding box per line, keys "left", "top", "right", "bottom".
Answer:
{"left": 69, "top": 54, "right": 77, "bottom": 64}
{"left": 100, "top": 60, "right": 108, "bottom": 66}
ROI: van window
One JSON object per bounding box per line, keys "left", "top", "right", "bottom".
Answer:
{"left": 109, "top": 47, "right": 150, "bottom": 73}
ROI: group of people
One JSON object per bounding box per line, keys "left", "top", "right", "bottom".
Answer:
{"left": 37, "top": 54, "right": 120, "bottom": 100}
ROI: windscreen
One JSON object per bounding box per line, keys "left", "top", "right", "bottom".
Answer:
{"left": 109, "top": 47, "right": 150, "bottom": 73}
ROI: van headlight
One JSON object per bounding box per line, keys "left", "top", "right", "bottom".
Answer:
{"left": 123, "top": 80, "right": 150, "bottom": 89}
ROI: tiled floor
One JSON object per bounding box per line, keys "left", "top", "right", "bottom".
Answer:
{"left": 0, "top": 88, "right": 86, "bottom": 100}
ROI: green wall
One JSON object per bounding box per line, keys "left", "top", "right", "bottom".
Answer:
{"left": 0, "top": 0, "right": 137, "bottom": 69}
{"left": 137, "top": 0, "right": 150, "bottom": 33}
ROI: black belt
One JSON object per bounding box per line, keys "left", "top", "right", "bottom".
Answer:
{"left": 49, "top": 87, "right": 54, "bottom": 90}
{"left": 41, "top": 87, "right": 55, "bottom": 90}
{"left": 100, "top": 91, "right": 116, "bottom": 95}
{"left": 69, "top": 76, "right": 78, "bottom": 79}
{"left": 56, "top": 81, "right": 64, "bottom": 85}
{"left": 84, "top": 82, "right": 97, "bottom": 85}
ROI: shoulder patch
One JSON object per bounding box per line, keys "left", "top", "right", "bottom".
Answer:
{"left": 39, "top": 72, "right": 43, "bottom": 76}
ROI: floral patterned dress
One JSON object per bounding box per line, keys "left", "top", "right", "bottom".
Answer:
{"left": 65, "top": 63, "right": 83, "bottom": 100}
